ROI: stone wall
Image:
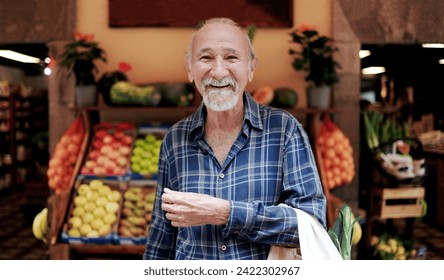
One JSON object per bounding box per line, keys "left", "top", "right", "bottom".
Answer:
{"left": 0, "top": 0, "right": 75, "bottom": 43}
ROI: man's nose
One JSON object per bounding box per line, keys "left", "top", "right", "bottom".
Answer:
{"left": 210, "top": 57, "right": 229, "bottom": 78}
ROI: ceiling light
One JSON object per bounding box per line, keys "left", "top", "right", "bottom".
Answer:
{"left": 361, "top": 66, "right": 386, "bottom": 75}
{"left": 44, "top": 67, "right": 51, "bottom": 76}
{"left": 0, "top": 50, "right": 41, "bottom": 63}
{"left": 422, "top": 43, "right": 444, "bottom": 48}
{"left": 359, "top": 50, "right": 371, "bottom": 59}
{"left": 439, "top": 59, "right": 444, "bottom": 64}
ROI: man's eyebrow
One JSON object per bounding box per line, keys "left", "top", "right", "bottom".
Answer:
{"left": 196, "top": 47, "right": 241, "bottom": 57}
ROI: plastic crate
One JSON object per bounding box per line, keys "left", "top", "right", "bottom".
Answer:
{"left": 61, "top": 178, "right": 125, "bottom": 244}
{"left": 79, "top": 122, "right": 136, "bottom": 180}
{"left": 128, "top": 124, "right": 168, "bottom": 180}
{"left": 113, "top": 180, "right": 156, "bottom": 245}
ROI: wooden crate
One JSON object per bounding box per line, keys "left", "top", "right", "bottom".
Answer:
{"left": 371, "top": 186, "right": 425, "bottom": 219}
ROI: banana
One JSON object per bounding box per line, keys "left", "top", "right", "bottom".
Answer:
{"left": 39, "top": 208, "right": 48, "bottom": 236}
{"left": 32, "top": 208, "right": 48, "bottom": 241}
{"left": 32, "top": 211, "right": 43, "bottom": 240}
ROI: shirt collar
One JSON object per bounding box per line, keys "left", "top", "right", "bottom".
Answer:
{"left": 189, "top": 92, "right": 263, "bottom": 141}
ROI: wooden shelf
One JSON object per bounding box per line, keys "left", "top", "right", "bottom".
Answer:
{"left": 73, "top": 104, "right": 340, "bottom": 115}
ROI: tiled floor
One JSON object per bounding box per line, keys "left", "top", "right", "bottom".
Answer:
{"left": 0, "top": 190, "right": 443, "bottom": 260}
{"left": 0, "top": 190, "right": 49, "bottom": 260}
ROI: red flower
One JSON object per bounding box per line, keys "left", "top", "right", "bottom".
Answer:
{"left": 48, "top": 56, "right": 57, "bottom": 69}
{"left": 298, "top": 24, "right": 317, "bottom": 32}
{"left": 74, "top": 32, "right": 94, "bottom": 42}
{"left": 118, "top": 62, "right": 132, "bottom": 72}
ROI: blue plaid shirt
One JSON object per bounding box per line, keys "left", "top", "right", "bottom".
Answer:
{"left": 143, "top": 93, "right": 326, "bottom": 260}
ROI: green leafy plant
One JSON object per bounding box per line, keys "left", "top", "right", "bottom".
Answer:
{"left": 289, "top": 24, "right": 340, "bottom": 87}
{"left": 58, "top": 32, "right": 107, "bottom": 85}
{"left": 328, "top": 204, "right": 361, "bottom": 260}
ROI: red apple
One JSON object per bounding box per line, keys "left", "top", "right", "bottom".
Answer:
{"left": 119, "top": 146, "right": 131, "bottom": 156}
{"left": 108, "top": 150, "right": 119, "bottom": 160}
{"left": 111, "top": 142, "right": 122, "bottom": 149}
{"left": 95, "top": 129, "right": 108, "bottom": 139}
{"left": 81, "top": 166, "right": 91, "bottom": 174}
{"left": 93, "top": 139, "right": 104, "bottom": 150}
{"left": 103, "top": 135, "right": 114, "bottom": 144}
{"left": 97, "top": 155, "right": 108, "bottom": 166}
{"left": 122, "top": 135, "right": 133, "bottom": 145}
{"left": 114, "top": 131, "right": 125, "bottom": 140}
{"left": 116, "top": 156, "right": 128, "bottom": 167}
{"left": 93, "top": 166, "right": 106, "bottom": 175}
{"left": 100, "top": 145, "right": 112, "bottom": 155}
{"left": 85, "top": 160, "right": 96, "bottom": 169}
{"left": 88, "top": 150, "right": 100, "bottom": 160}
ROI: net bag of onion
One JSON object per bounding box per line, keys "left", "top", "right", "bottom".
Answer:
{"left": 316, "top": 116, "right": 355, "bottom": 190}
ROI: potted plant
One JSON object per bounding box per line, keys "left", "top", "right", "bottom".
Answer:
{"left": 97, "top": 62, "right": 131, "bottom": 106}
{"left": 289, "top": 24, "right": 340, "bottom": 108}
{"left": 58, "top": 32, "right": 107, "bottom": 106}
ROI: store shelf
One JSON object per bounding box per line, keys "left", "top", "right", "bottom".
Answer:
{"left": 0, "top": 83, "right": 48, "bottom": 192}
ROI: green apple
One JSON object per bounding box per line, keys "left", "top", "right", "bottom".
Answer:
{"left": 90, "top": 218, "right": 105, "bottom": 230}
{"left": 95, "top": 197, "right": 108, "bottom": 207}
{"left": 98, "top": 185, "right": 111, "bottom": 196}
{"left": 77, "top": 184, "right": 91, "bottom": 196}
{"left": 81, "top": 212, "right": 94, "bottom": 224}
{"left": 86, "top": 230, "right": 99, "bottom": 238}
{"left": 105, "top": 202, "right": 119, "bottom": 213}
{"left": 68, "top": 216, "right": 83, "bottom": 228}
{"left": 85, "top": 190, "right": 99, "bottom": 201}
{"left": 103, "top": 213, "right": 117, "bottom": 225}
{"left": 79, "top": 224, "right": 92, "bottom": 236}
{"left": 84, "top": 202, "right": 96, "bottom": 212}
{"left": 98, "top": 224, "right": 112, "bottom": 236}
{"left": 72, "top": 206, "right": 85, "bottom": 217}
{"left": 107, "top": 190, "right": 122, "bottom": 202}
{"left": 68, "top": 228, "right": 81, "bottom": 237}
{"left": 89, "top": 179, "right": 103, "bottom": 190}
{"left": 93, "top": 207, "right": 106, "bottom": 219}
{"left": 74, "top": 196, "right": 87, "bottom": 206}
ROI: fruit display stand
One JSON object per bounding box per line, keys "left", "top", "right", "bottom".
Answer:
{"left": 47, "top": 103, "right": 341, "bottom": 260}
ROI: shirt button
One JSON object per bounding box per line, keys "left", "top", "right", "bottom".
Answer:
{"left": 219, "top": 173, "right": 225, "bottom": 179}
{"left": 221, "top": 245, "right": 227, "bottom": 251}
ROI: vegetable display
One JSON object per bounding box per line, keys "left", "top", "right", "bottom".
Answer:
{"left": 362, "top": 110, "right": 410, "bottom": 150}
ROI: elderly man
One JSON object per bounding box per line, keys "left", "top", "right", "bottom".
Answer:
{"left": 143, "top": 17, "right": 326, "bottom": 260}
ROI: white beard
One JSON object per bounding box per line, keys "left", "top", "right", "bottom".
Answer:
{"left": 201, "top": 77, "right": 239, "bottom": 112}
{"left": 203, "top": 89, "right": 239, "bottom": 111}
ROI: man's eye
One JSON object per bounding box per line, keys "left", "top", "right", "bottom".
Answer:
{"left": 227, "top": 55, "right": 238, "bottom": 60}
{"left": 199, "top": 56, "right": 211, "bottom": 61}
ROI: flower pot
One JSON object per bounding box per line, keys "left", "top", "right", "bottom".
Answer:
{"left": 75, "top": 85, "right": 98, "bottom": 107}
{"left": 306, "top": 86, "right": 331, "bottom": 109}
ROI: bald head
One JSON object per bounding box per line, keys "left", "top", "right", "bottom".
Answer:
{"left": 186, "top": 17, "right": 256, "bottom": 71}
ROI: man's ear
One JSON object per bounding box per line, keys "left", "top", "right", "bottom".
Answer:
{"left": 184, "top": 59, "right": 193, "bottom": 83}
{"left": 248, "top": 57, "right": 259, "bottom": 82}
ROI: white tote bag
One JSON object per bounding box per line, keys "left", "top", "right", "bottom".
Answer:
{"left": 268, "top": 207, "right": 342, "bottom": 260}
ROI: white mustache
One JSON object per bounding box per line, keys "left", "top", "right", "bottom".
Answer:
{"left": 202, "top": 77, "right": 237, "bottom": 89}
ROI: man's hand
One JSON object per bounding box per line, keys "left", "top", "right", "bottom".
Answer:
{"left": 161, "top": 188, "right": 230, "bottom": 227}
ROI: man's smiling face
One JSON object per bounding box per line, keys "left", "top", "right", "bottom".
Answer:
{"left": 186, "top": 21, "right": 256, "bottom": 112}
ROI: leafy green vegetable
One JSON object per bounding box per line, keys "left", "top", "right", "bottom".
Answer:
{"left": 328, "top": 204, "right": 361, "bottom": 260}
